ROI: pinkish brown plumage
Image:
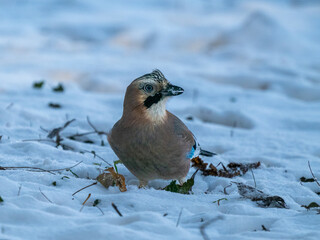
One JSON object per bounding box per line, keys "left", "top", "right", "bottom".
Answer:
{"left": 108, "top": 70, "right": 214, "bottom": 187}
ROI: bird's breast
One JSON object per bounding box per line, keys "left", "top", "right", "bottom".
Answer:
{"left": 108, "top": 120, "right": 190, "bottom": 180}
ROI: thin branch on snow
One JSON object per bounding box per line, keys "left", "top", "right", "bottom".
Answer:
{"left": 176, "top": 208, "right": 183, "bottom": 227}
{"left": 24, "top": 118, "right": 113, "bottom": 167}
{"left": 83, "top": 150, "right": 112, "bottom": 166}
{"left": 262, "top": 225, "right": 270, "bottom": 231}
{"left": 40, "top": 126, "right": 49, "bottom": 133}
{"left": 39, "top": 188, "right": 53, "bottom": 203}
{"left": 223, "top": 183, "right": 232, "bottom": 195}
{"left": 23, "top": 135, "right": 113, "bottom": 166}
{"left": 112, "top": 203, "right": 123, "bottom": 217}
{"left": 22, "top": 138, "right": 56, "bottom": 143}
{"left": 308, "top": 161, "right": 320, "bottom": 187}
{"left": 67, "top": 116, "right": 108, "bottom": 140}
{"left": 45, "top": 119, "right": 76, "bottom": 149}
{"left": 230, "top": 121, "right": 237, "bottom": 137}
{"left": 80, "top": 193, "right": 91, "bottom": 212}
{"left": 24, "top": 118, "right": 113, "bottom": 165}
{"left": 0, "top": 161, "right": 83, "bottom": 175}
{"left": 95, "top": 205, "right": 105, "bottom": 215}
{"left": 0, "top": 166, "right": 56, "bottom": 174}
{"left": 216, "top": 162, "right": 228, "bottom": 172}
{"left": 232, "top": 182, "right": 287, "bottom": 208}
{"left": 200, "top": 216, "right": 223, "bottom": 240}
{"left": 67, "top": 131, "right": 97, "bottom": 138}
{"left": 86, "top": 116, "right": 108, "bottom": 136}
{"left": 72, "top": 182, "right": 97, "bottom": 196}
{"left": 251, "top": 169, "right": 257, "bottom": 188}
{"left": 18, "top": 184, "right": 22, "bottom": 196}
{"left": 49, "top": 161, "right": 83, "bottom": 172}
{"left": 6, "top": 102, "right": 14, "bottom": 110}
{"left": 47, "top": 119, "right": 76, "bottom": 139}
{"left": 22, "top": 138, "right": 75, "bottom": 151}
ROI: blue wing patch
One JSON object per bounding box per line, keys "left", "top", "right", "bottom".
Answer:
{"left": 186, "top": 147, "right": 195, "bottom": 159}
{"left": 186, "top": 143, "right": 197, "bottom": 159}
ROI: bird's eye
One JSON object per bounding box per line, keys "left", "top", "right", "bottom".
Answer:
{"left": 144, "top": 84, "right": 154, "bottom": 93}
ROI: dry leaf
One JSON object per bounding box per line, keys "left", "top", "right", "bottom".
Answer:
{"left": 97, "top": 167, "right": 127, "bottom": 192}
{"left": 233, "top": 182, "right": 287, "bottom": 208}
{"left": 227, "top": 162, "right": 261, "bottom": 175}
{"left": 191, "top": 157, "right": 260, "bottom": 178}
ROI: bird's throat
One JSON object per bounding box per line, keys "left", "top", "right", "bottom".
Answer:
{"left": 144, "top": 98, "right": 168, "bottom": 123}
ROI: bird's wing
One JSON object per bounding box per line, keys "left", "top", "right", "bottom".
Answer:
{"left": 167, "top": 112, "right": 215, "bottom": 158}
{"left": 167, "top": 112, "right": 195, "bottom": 155}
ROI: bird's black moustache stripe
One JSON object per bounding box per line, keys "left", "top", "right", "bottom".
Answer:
{"left": 144, "top": 93, "right": 163, "bottom": 108}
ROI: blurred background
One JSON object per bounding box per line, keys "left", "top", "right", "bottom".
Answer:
{"left": 0, "top": 0, "right": 320, "bottom": 100}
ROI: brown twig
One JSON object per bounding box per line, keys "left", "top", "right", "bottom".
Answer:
{"left": 213, "top": 198, "right": 228, "bottom": 206}
{"left": 67, "top": 131, "right": 97, "bottom": 138}
{"left": 176, "top": 208, "right": 183, "bottom": 227}
{"left": 86, "top": 116, "right": 108, "bottom": 135}
{"left": 26, "top": 118, "right": 111, "bottom": 159}
{"left": 230, "top": 121, "right": 237, "bottom": 137}
{"left": 66, "top": 117, "right": 107, "bottom": 142}
{"left": 200, "top": 216, "right": 223, "bottom": 240}
{"left": 251, "top": 169, "right": 257, "bottom": 188}
{"left": 72, "top": 182, "right": 97, "bottom": 196}
{"left": 1, "top": 166, "right": 56, "bottom": 174}
{"left": 216, "top": 162, "right": 228, "bottom": 172}
{"left": 18, "top": 185, "right": 22, "bottom": 196}
{"left": 0, "top": 161, "right": 82, "bottom": 175}
{"left": 95, "top": 205, "right": 105, "bottom": 215}
{"left": 47, "top": 119, "right": 76, "bottom": 138}
{"left": 112, "top": 202, "right": 123, "bottom": 217}
{"left": 83, "top": 150, "right": 112, "bottom": 167}
{"left": 80, "top": 193, "right": 91, "bottom": 212}
{"left": 262, "top": 225, "right": 270, "bottom": 231}
{"left": 22, "top": 138, "right": 75, "bottom": 151}
{"left": 308, "top": 161, "right": 320, "bottom": 187}
{"left": 6, "top": 102, "right": 14, "bottom": 109}
{"left": 223, "top": 183, "right": 232, "bottom": 195}
{"left": 40, "top": 126, "right": 49, "bottom": 133}
{"left": 39, "top": 188, "right": 53, "bottom": 203}
{"left": 22, "top": 139, "right": 56, "bottom": 143}
{"left": 49, "top": 161, "right": 83, "bottom": 172}
{"left": 46, "top": 119, "right": 76, "bottom": 148}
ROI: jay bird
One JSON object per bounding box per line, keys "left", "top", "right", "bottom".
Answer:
{"left": 108, "top": 70, "right": 214, "bottom": 187}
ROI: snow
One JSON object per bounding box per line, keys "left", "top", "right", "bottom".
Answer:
{"left": 1, "top": 0, "right": 320, "bottom": 239}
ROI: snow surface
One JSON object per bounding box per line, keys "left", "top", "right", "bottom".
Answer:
{"left": 1, "top": 0, "right": 320, "bottom": 239}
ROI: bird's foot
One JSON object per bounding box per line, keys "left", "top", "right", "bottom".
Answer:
{"left": 178, "top": 177, "right": 186, "bottom": 186}
{"left": 138, "top": 180, "right": 148, "bottom": 189}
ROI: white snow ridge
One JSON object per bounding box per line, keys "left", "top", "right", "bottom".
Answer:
{"left": 1, "top": 1, "right": 320, "bottom": 240}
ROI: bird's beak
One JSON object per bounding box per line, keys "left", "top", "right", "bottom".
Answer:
{"left": 161, "top": 84, "right": 184, "bottom": 96}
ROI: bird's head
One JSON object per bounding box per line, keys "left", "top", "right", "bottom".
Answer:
{"left": 123, "top": 69, "right": 184, "bottom": 123}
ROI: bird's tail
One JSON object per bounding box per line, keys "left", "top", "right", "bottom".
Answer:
{"left": 200, "top": 149, "right": 217, "bottom": 157}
